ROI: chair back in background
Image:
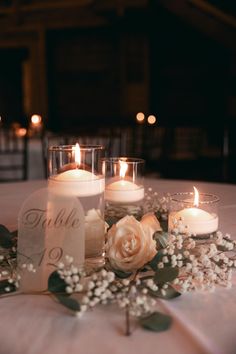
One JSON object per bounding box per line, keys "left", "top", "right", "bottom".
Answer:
{"left": 0, "top": 129, "right": 28, "bottom": 182}
{"left": 42, "top": 132, "right": 125, "bottom": 178}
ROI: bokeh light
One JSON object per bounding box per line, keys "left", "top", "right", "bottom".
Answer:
{"left": 147, "top": 115, "right": 156, "bottom": 125}
{"left": 31, "top": 114, "right": 42, "bottom": 125}
{"left": 15, "top": 128, "right": 27, "bottom": 137}
{"left": 136, "top": 112, "right": 145, "bottom": 123}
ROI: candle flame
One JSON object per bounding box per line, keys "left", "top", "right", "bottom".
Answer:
{"left": 119, "top": 160, "right": 128, "bottom": 179}
{"left": 74, "top": 143, "right": 81, "bottom": 166}
{"left": 193, "top": 186, "right": 199, "bottom": 207}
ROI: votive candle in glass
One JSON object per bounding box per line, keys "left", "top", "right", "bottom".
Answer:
{"left": 103, "top": 157, "right": 145, "bottom": 220}
{"left": 168, "top": 186, "right": 219, "bottom": 236}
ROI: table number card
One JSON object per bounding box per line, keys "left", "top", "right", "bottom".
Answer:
{"left": 17, "top": 188, "right": 85, "bottom": 292}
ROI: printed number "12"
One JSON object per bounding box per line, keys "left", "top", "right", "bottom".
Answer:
{"left": 37, "top": 247, "right": 63, "bottom": 267}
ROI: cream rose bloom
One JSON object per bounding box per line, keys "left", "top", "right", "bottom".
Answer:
{"left": 106, "top": 213, "right": 161, "bottom": 272}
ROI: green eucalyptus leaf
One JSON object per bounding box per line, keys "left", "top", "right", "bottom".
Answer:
{"left": 56, "top": 294, "right": 80, "bottom": 312}
{"left": 154, "top": 212, "right": 168, "bottom": 231}
{"left": 0, "top": 225, "right": 14, "bottom": 249}
{"left": 11, "top": 230, "right": 18, "bottom": 239}
{"left": 140, "top": 266, "right": 150, "bottom": 272}
{"left": 154, "top": 267, "right": 179, "bottom": 284}
{"left": 149, "top": 285, "right": 181, "bottom": 299}
{"left": 217, "top": 245, "right": 228, "bottom": 252}
{"left": 0, "top": 279, "right": 16, "bottom": 295}
{"left": 148, "top": 250, "right": 165, "bottom": 271}
{"left": 113, "top": 269, "right": 133, "bottom": 279}
{"left": 140, "top": 312, "right": 172, "bottom": 332}
{"left": 154, "top": 231, "right": 169, "bottom": 249}
{"left": 160, "top": 219, "right": 168, "bottom": 232}
{"left": 105, "top": 217, "right": 118, "bottom": 228}
{"left": 48, "top": 271, "right": 66, "bottom": 294}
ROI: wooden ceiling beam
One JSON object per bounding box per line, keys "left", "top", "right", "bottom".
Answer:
{"left": 157, "top": 0, "right": 236, "bottom": 49}
{"left": 0, "top": 0, "right": 148, "bottom": 33}
{"left": 0, "top": 8, "right": 108, "bottom": 33}
{"left": 0, "top": 0, "right": 148, "bottom": 14}
{"left": 0, "top": 0, "right": 94, "bottom": 14}
{"left": 93, "top": 0, "right": 148, "bottom": 11}
{"left": 188, "top": 0, "right": 236, "bottom": 29}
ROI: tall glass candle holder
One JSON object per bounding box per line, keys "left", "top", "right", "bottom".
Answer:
{"left": 168, "top": 187, "right": 219, "bottom": 237}
{"left": 48, "top": 144, "right": 105, "bottom": 270}
{"left": 102, "top": 157, "right": 145, "bottom": 221}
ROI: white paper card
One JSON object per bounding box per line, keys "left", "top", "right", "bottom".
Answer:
{"left": 17, "top": 188, "right": 85, "bottom": 292}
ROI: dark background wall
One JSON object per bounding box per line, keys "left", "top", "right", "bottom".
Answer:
{"left": 0, "top": 0, "right": 235, "bottom": 182}
{"left": 0, "top": 48, "right": 28, "bottom": 125}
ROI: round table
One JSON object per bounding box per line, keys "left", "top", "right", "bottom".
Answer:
{"left": 0, "top": 179, "right": 236, "bottom": 354}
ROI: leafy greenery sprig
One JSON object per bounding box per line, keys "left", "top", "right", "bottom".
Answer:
{"left": 47, "top": 254, "right": 178, "bottom": 334}
{"left": 0, "top": 225, "right": 18, "bottom": 294}
{"left": 46, "top": 214, "right": 236, "bottom": 334}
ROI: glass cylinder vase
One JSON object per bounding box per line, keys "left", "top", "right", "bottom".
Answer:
{"left": 48, "top": 144, "right": 105, "bottom": 270}
{"left": 102, "top": 157, "right": 145, "bottom": 221}
{"left": 168, "top": 190, "right": 219, "bottom": 237}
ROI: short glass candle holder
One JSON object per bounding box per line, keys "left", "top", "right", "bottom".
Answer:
{"left": 102, "top": 157, "right": 145, "bottom": 221}
{"left": 168, "top": 190, "right": 219, "bottom": 237}
{"left": 48, "top": 144, "right": 105, "bottom": 270}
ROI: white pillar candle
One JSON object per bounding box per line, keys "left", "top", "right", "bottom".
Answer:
{"left": 105, "top": 179, "right": 144, "bottom": 203}
{"left": 49, "top": 169, "right": 104, "bottom": 197}
{"left": 105, "top": 160, "right": 144, "bottom": 203}
{"left": 48, "top": 144, "right": 104, "bottom": 197}
{"left": 172, "top": 207, "right": 218, "bottom": 235}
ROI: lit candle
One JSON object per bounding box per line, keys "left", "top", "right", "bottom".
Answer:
{"left": 170, "top": 187, "right": 218, "bottom": 235}
{"left": 105, "top": 159, "right": 144, "bottom": 203}
{"left": 48, "top": 143, "right": 104, "bottom": 196}
{"left": 47, "top": 143, "right": 105, "bottom": 269}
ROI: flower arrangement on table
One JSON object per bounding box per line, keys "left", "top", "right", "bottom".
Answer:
{"left": 0, "top": 188, "right": 235, "bottom": 336}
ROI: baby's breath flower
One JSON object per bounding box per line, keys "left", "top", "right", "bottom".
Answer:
{"left": 58, "top": 262, "right": 64, "bottom": 269}
{"left": 75, "top": 284, "right": 83, "bottom": 292}
{"left": 65, "top": 286, "right": 73, "bottom": 294}
{"left": 122, "top": 279, "right": 130, "bottom": 286}
{"left": 87, "top": 281, "right": 95, "bottom": 290}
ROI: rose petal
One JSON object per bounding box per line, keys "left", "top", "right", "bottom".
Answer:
{"left": 141, "top": 212, "right": 162, "bottom": 233}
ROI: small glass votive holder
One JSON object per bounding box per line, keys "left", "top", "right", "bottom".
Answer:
{"left": 48, "top": 144, "right": 105, "bottom": 270}
{"left": 168, "top": 191, "right": 219, "bottom": 237}
{"left": 102, "top": 157, "right": 145, "bottom": 221}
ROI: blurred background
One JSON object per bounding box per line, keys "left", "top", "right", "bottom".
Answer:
{"left": 0, "top": 0, "right": 236, "bottom": 183}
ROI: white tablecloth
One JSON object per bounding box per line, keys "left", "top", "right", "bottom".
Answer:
{"left": 0, "top": 179, "right": 236, "bottom": 354}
